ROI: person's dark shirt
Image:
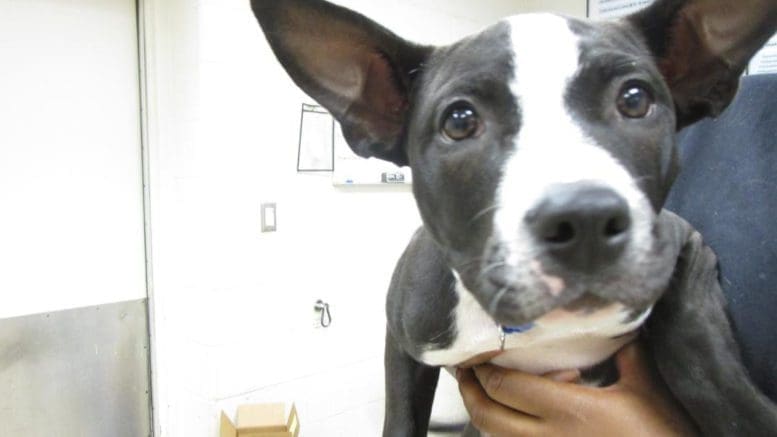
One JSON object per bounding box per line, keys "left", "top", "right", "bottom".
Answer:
{"left": 666, "top": 73, "right": 777, "bottom": 402}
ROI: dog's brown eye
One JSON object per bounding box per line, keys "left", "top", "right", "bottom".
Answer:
{"left": 617, "top": 83, "right": 654, "bottom": 118}
{"left": 442, "top": 103, "right": 481, "bottom": 141}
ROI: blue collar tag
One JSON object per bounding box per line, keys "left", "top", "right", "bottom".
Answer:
{"left": 501, "top": 322, "right": 534, "bottom": 334}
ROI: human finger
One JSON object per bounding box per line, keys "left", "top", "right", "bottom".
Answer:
{"left": 457, "top": 367, "right": 543, "bottom": 435}
{"left": 473, "top": 364, "right": 590, "bottom": 418}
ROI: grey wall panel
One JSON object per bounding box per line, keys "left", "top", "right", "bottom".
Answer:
{"left": 0, "top": 299, "right": 151, "bottom": 437}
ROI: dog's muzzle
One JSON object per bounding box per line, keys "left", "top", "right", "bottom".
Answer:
{"left": 525, "top": 183, "right": 631, "bottom": 273}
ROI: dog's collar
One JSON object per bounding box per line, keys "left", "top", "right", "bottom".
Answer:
{"left": 498, "top": 323, "right": 535, "bottom": 350}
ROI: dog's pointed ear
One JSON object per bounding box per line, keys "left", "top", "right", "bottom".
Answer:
{"left": 628, "top": 0, "right": 777, "bottom": 129}
{"left": 250, "top": 0, "right": 432, "bottom": 167}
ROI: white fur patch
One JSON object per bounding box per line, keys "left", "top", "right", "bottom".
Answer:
{"left": 421, "top": 274, "right": 650, "bottom": 374}
{"left": 422, "top": 272, "right": 502, "bottom": 366}
{"left": 493, "top": 14, "right": 654, "bottom": 269}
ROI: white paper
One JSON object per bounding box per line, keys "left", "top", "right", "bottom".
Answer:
{"left": 298, "top": 105, "right": 334, "bottom": 171}
{"left": 331, "top": 121, "right": 412, "bottom": 186}
{"left": 749, "top": 33, "right": 777, "bottom": 75}
{"left": 588, "top": 0, "right": 653, "bottom": 18}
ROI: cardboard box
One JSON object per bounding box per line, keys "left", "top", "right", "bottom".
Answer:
{"left": 220, "top": 403, "right": 299, "bottom": 437}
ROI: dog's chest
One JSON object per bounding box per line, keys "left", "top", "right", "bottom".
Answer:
{"left": 420, "top": 280, "right": 651, "bottom": 374}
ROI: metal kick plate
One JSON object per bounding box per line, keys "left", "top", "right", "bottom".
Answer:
{"left": 0, "top": 299, "right": 152, "bottom": 437}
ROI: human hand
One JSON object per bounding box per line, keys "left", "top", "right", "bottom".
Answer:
{"left": 457, "top": 342, "right": 699, "bottom": 436}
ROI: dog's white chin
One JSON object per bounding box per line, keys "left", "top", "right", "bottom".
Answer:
{"left": 491, "top": 303, "right": 651, "bottom": 374}
{"left": 421, "top": 275, "right": 652, "bottom": 372}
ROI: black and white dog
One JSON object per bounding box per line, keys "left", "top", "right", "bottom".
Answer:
{"left": 249, "top": 0, "right": 777, "bottom": 435}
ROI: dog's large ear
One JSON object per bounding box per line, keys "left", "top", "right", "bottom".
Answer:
{"left": 628, "top": 0, "right": 777, "bottom": 129}
{"left": 250, "top": 0, "right": 432, "bottom": 167}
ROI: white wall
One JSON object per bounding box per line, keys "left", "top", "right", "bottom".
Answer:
{"left": 145, "top": 0, "right": 586, "bottom": 436}
{"left": 0, "top": 0, "right": 146, "bottom": 319}
{"left": 517, "top": 0, "right": 586, "bottom": 16}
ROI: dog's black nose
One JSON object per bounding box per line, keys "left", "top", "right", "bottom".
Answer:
{"left": 526, "top": 185, "right": 631, "bottom": 272}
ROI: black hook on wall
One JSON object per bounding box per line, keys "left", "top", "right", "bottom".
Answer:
{"left": 314, "top": 300, "right": 332, "bottom": 328}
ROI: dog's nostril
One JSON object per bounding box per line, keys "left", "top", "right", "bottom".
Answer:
{"left": 544, "top": 221, "right": 576, "bottom": 244}
{"left": 604, "top": 214, "right": 630, "bottom": 238}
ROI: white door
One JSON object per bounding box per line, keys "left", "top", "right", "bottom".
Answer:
{"left": 0, "top": 0, "right": 150, "bottom": 435}
{"left": 0, "top": 0, "right": 146, "bottom": 316}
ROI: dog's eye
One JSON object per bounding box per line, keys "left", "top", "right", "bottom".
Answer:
{"left": 442, "top": 103, "right": 482, "bottom": 141}
{"left": 616, "top": 83, "right": 654, "bottom": 118}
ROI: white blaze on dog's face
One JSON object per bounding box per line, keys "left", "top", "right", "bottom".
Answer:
{"left": 488, "top": 15, "right": 659, "bottom": 322}
{"left": 496, "top": 14, "right": 654, "bottom": 264}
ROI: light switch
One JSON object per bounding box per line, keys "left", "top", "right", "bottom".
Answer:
{"left": 261, "top": 203, "right": 276, "bottom": 232}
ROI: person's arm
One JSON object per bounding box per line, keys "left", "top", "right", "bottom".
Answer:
{"left": 457, "top": 342, "right": 699, "bottom": 436}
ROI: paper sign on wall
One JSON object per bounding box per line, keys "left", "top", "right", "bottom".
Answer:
{"left": 331, "top": 121, "right": 412, "bottom": 186}
{"left": 749, "top": 34, "right": 777, "bottom": 75}
{"left": 297, "top": 104, "right": 334, "bottom": 172}
{"left": 587, "top": 0, "right": 653, "bottom": 18}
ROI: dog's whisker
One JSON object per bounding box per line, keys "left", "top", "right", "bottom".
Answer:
{"left": 455, "top": 264, "right": 485, "bottom": 278}
{"left": 427, "top": 328, "right": 451, "bottom": 345}
{"left": 452, "top": 257, "right": 485, "bottom": 272}
{"left": 488, "top": 286, "right": 510, "bottom": 316}
{"left": 478, "top": 261, "right": 507, "bottom": 281}
{"left": 468, "top": 203, "right": 501, "bottom": 225}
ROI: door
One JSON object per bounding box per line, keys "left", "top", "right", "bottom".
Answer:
{"left": 0, "top": 0, "right": 151, "bottom": 435}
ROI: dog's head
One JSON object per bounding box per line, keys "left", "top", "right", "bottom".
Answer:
{"left": 251, "top": 0, "right": 776, "bottom": 325}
